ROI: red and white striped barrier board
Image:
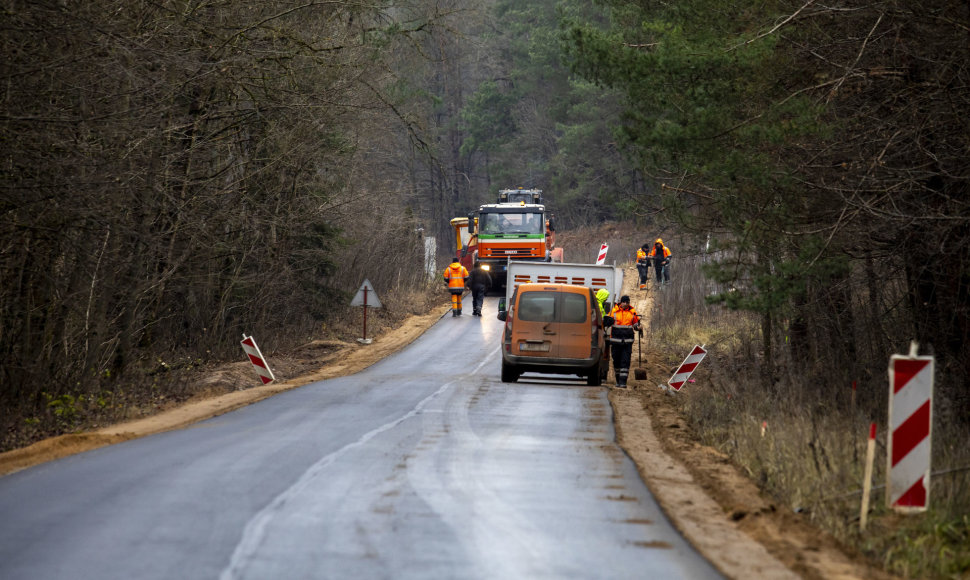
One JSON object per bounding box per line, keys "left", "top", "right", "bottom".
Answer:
{"left": 887, "top": 351, "right": 933, "bottom": 512}
{"left": 595, "top": 243, "right": 608, "bottom": 265}
{"left": 667, "top": 345, "right": 707, "bottom": 391}
{"left": 241, "top": 334, "right": 276, "bottom": 385}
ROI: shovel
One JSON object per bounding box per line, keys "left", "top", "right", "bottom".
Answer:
{"left": 634, "top": 329, "right": 647, "bottom": 380}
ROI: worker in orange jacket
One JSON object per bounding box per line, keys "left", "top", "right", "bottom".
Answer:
{"left": 443, "top": 257, "right": 470, "bottom": 317}
{"left": 647, "top": 238, "right": 671, "bottom": 285}
{"left": 636, "top": 244, "right": 650, "bottom": 290}
{"left": 608, "top": 295, "right": 642, "bottom": 388}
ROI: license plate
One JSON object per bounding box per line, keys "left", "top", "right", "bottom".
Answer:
{"left": 519, "top": 342, "right": 550, "bottom": 352}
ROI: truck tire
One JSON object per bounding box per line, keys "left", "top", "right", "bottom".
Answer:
{"left": 586, "top": 361, "right": 603, "bottom": 386}
{"left": 501, "top": 360, "right": 520, "bottom": 383}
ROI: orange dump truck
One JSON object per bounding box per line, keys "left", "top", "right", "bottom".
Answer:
{"left": 452, "top": 189, "right": 562, "bottom": 288}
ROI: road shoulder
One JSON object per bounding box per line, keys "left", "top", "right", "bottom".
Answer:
{"left": 611, "top": 385, "right": 895, "bottom": 580}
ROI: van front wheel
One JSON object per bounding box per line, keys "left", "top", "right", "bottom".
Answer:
{"left": 501, "top": 360, "right": 520, "bottom": 383}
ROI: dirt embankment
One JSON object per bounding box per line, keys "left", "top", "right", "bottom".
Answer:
{"left": 0, "top": 287, "right": 890, "bottom": 579}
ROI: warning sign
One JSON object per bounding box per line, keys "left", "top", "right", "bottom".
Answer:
{"left": 351, "top": 279, "right": 382, "bottom": 308}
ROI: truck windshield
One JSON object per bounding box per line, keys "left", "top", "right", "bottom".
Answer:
{"left": 480, "top": 212, "right": 543, "bottom": 235}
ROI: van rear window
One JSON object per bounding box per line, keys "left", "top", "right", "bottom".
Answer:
{"left": 517, "top": 290, "right": 589, "bottom": 323}
{"left": 518, "top": 292, "right": 556, "bottom": 322}
{"left": 561, "top": 292, "right": 588, "bottom": 324}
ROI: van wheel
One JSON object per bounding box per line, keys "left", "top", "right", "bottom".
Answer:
{"left": 501, "top": 360, "right": 520, "bottom": 383}
{"left": 586, "top": 361, "right": 603, "bottom": 386}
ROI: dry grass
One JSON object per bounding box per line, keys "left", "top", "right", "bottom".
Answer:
{"left": 640, "top": 236, "right": 970, "bottom": 579}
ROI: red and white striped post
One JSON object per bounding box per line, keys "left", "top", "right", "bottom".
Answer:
{"left": 595, "top": 243, "right": 609, "bottom": 265}
{"left": 667, "top": 345, "right": 707, "bottom": 391}
{"left": 887, "top": 342, "right": 933, "bottom": 513}
{"left": 241, "top": 334, "right": 276, "bottom": 385}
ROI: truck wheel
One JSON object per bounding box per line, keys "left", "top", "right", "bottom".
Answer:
{"left": 586, "top": 361, "right": 603, "bottom": 386}
{"left": 501, "top": 360, "right": 519, "bottom": 383}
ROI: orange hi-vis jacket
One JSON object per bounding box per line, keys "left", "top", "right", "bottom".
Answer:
{"left": 648, "top": 243, "right": 671, "bottom": 259}
{"left": 608, "top": 304, "right": 641, "bottom": 344}
{"left": 443, "top": 262, "right": 469, "bottom": 289}
{"left": 636, "top": 248, "right": 648, "bottom": 265}
{"left": 609, "top": 305, "right": 640, "bottom": 328}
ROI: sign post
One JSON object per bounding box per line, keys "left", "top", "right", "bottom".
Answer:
{"left": 351, "top": 279, "right": 382, "bottom": 344}
{"left": 860, "top": 422, "right": 877, "bottom": 531}
{"left": 887, "top": 341, "right": 933, "bottom": 513}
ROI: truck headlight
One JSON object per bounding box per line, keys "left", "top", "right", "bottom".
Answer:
{"left": 481, "top": 264, "right": 491, "bottom": 271}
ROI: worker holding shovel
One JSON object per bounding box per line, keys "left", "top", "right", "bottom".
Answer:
{"left": 608, "top": 295, "right": 642, "bottom": 388}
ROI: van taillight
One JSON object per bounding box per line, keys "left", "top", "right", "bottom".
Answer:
{"left": 505, "top": 317, "right": 512, "bottom": 351}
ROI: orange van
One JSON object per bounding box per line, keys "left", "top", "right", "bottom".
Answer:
{"left": 497, "top": 283, "right": 608, "bottom": 385}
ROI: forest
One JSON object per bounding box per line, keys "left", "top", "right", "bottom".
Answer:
{"left": 2, "top": 0, "right": 969, "bottom": 573}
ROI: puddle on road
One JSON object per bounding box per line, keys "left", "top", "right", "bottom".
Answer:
{"left": 633, "top": 540, "right": 673, "bottom": 549}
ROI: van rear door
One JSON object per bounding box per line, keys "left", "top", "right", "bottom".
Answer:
{"left": 511, "top": 287, "right": 561, "bottom": 358}
{"left": 557, "top": 288, "right": 595, "bottom": 360}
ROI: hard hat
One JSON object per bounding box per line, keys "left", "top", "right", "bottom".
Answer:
{"left": 620, "top": 295, "right": 631, "bottom": 304}
{"left": 656, "top": 238, "right": 663, "bottom": 244}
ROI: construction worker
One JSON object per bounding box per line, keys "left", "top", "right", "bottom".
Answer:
{"left": 647, "top": 238, "right": 672, "bottom": 285}
{"left": 595, "top": 288, "right": 610, "bottom": 320}
{"left": 636, "top": 244, "right": 650, "bottom": 290}
{"left": 443, "top": 257, "right": 469, "bottom": 316}
{"left": 468, "top": 263, "right": 491, "bottom": 316}
{"left": 608, "top": 295, "right": 642, "bottom": 388}
{"left": 596, "top": 288, "right": 613, "bottom": 368}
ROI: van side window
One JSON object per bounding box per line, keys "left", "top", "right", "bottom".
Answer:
{"left": 561, "top": 292, "right": 587, "bottom": 324}
{"left": 518, "top": 292, "right": 556, "bottom": 322}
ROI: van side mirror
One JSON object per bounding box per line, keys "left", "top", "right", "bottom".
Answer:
{"left": 497, "top": 297, "right": 507, "bottom": 321}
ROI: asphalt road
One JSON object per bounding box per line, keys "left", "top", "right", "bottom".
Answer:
{"left": 0, "top": 298, "right": 721, "bottom": 580}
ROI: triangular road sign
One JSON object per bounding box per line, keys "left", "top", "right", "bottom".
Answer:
{"left": 351, "top": 278, "right": 382, "bottom": 308}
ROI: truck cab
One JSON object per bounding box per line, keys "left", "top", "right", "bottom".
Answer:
{"left": 468, "top": 203, "right": 549, "bottom": 287}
